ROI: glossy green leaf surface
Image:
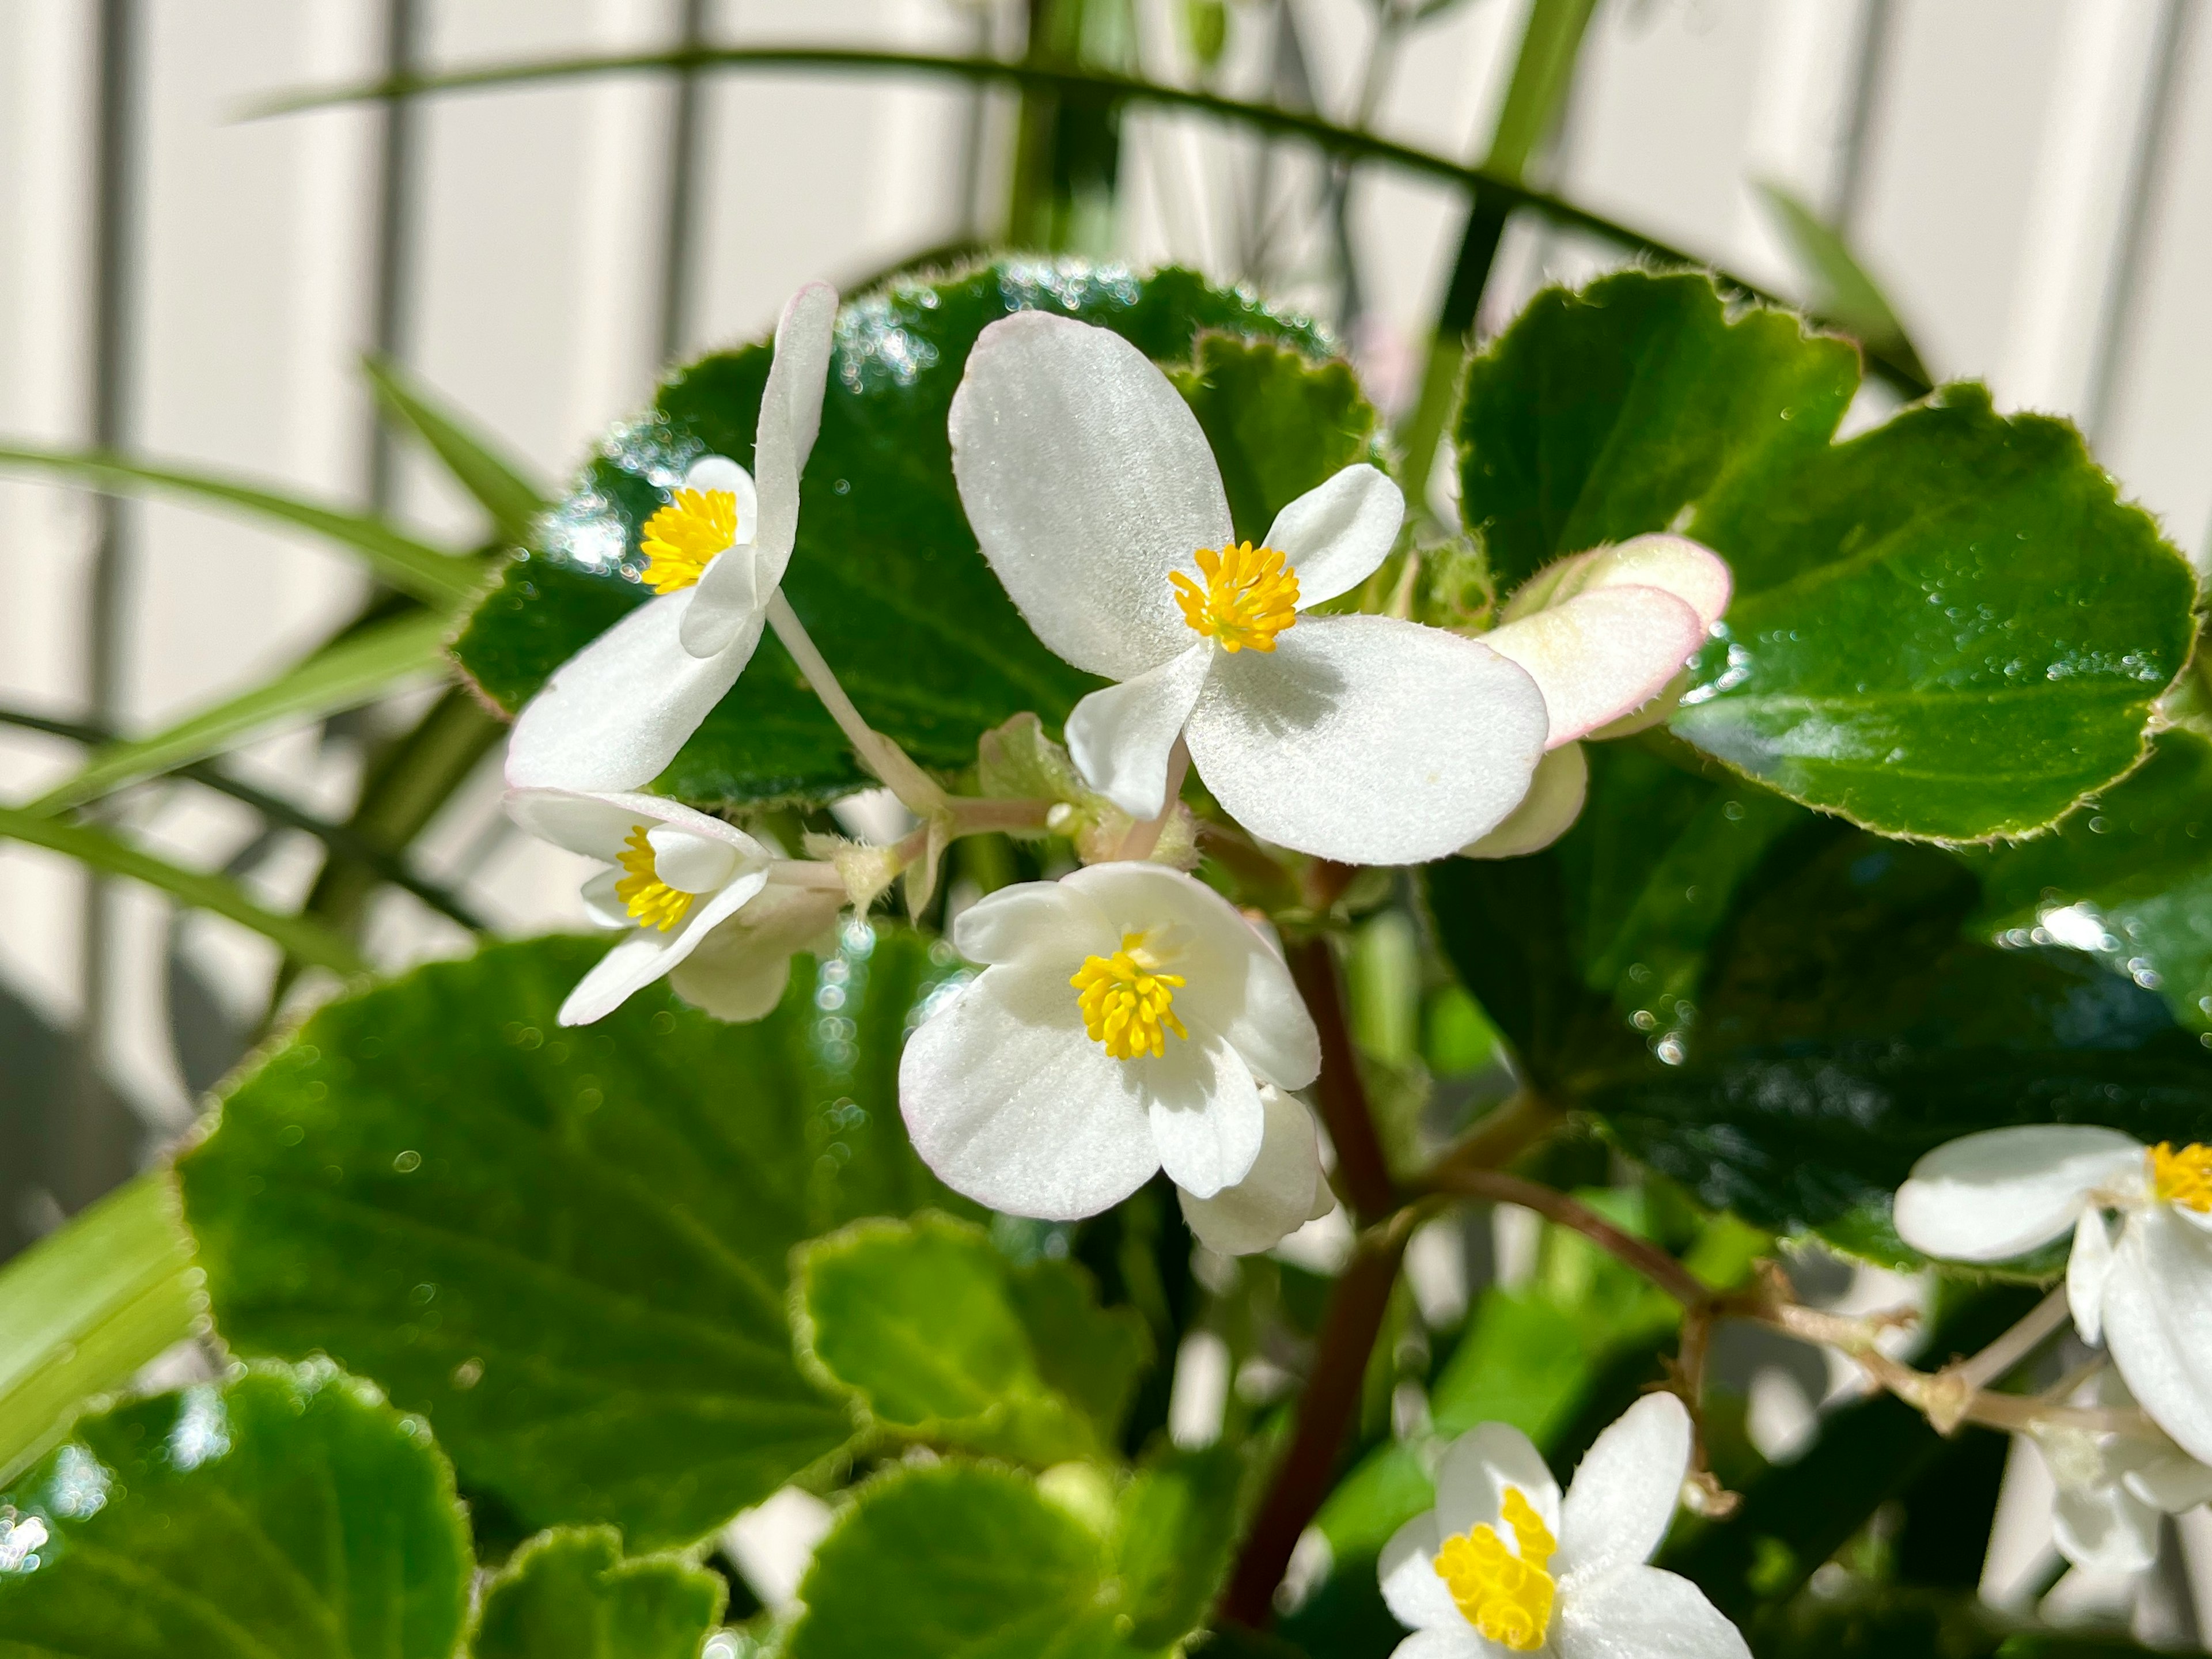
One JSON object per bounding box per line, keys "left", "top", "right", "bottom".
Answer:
{"left": 1168, "top": 335, "right": 1380, "bottom": 547}
{"left": 474, "top": 1527, "right": 725, "bottom": 1659}
{"left": 799, "top": 1214, "right": 1147, "bottom": 1464}
{"left": 1963, "top": 729, "right": 2212, "bottom": 1035}
{"left": 1457, "top": 271, "right": 2197, "bottom": 840}
{"left": 453, "top": 262, "right": 1334, "bottom": 807}
{"left": 786, "top": 1461, "right": 1142, "bottom": 1659}
{"left": 0, "top": 1173, "right": 203, "bottom": 1486}
{"left": 179, "top": 929, "right": 967, "bottom": 1548}
{"left": 0, "top": 1362, "right": 471, "bottom": 1658}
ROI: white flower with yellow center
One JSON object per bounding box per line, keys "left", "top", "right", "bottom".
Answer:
{"left": 506, "top": 281, "right": 839, "bottom": 793}
{"left": 1380, "top": 1395, "right": 1749, "bottom": 1659}
{"left": 898, "top": 862, "right": 1321, "bottom": 1221}
{"left": 1463, "top": 535, "right": 1733, "bottom": 859}
{"left": 506, "top": 787, "right": 840, "bottom": 1027}
{"left": 948, "top": 312, "right": 1551, "bottom": 866}
{"left": 1893, "top": 1124, "right": 2212, "bottom": 1464}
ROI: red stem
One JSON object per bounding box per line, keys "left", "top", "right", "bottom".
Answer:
{"left": 1218, "top": 1228, "right": 1410, "bottom": 1628}
{"left": 1285, "top": 934, "right": 1396, "bottom": 1226}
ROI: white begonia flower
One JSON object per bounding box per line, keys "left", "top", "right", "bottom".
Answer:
{"left": 1892, "top": 1124, "right": 2212, "bottom": 1463}
{"left": 2034, "top": 1370, "right": 2212, "bottom": 1575}
{"left": 948, "top": 311, "right": 1551, "bottom": 866}
{"left": 1484, "top": 535, "right": 1732, "bottom": 749}
{"left": 1179, "top": 1084, "right": 1335, "bottom": 1255}
{"left": 507, "top": 787, "right": 832, "bottom": 1027}
{"left": 1380, "top": 1393, "right": 1749, "bottom": 1659}
{"left": 506, "top": 282, "right": 840, "bottom": 793}
{"left": 899, "top": 862, "right": 1321, "bottom": 1221}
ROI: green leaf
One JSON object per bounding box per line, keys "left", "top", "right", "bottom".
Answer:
{"left": 29, "top": 609, "right": 455, "bottom": 813}
{"left": 1753, "top": 181, "right": 1929, "bottom": 386}
{"left": 796, "top": 1214, "right": 1149, "bottom": 1465}
{"left": 363, "top": 355, "right": 551, "bottom": 548}
{"left": 1457, "top": 271, "right": 2197, "bottom": 840}
{"left": 0, "top": 442, "right": 482, "bottom": 608}
{"left": 1111, "top": 1444, "right": 1244, "bottom": 1647}
{"left": 1963, "top": 729, "right": 2212, "bottom": 1035}
{"left": 474, "top": 1526, "right": 725, "bottom": 1659}
{"left": 0, "top": 805, "right": 369, "bottom": 975}
{"left": 786, "top": 1461, "right": 1141, "bottom": 1659}
{"left": 1168, "top": 334, "right": 1381, "bottom": 547}
{"left": 453, "top": 261, "right": 1333, "bottom": 808}
{"left": 0, "top": 1173, "right": 203, "bottom": 1486}
{"left": 178, "top": 929, "right": 969, "bottom": 1549}
{"left": 1588, "top": 828, "right": 2212, "bottom": 1249}
{"left": 0, "top": 1361, "right": 472, "bottom": 1657}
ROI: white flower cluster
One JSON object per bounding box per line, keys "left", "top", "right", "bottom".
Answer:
{"left": 1894, "top": 1124, "right": 2212, "bottom": 1572}
{"left": 499, "top": 283, "right": 1729, "bottom": 1255}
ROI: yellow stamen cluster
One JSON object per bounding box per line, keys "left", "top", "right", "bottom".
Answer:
{"left": 615, "top": 824, "right": 694, "bottom": 932}
{"left": 1170, "top": 542, "right": 1299, "bottom": 653}
{"left": 2152, "top": 1142, "right": 2212, "bottom": 1213}
{"left": 1433, "top": 1487, "right": 1557, "bottom": 1653}
{"left": 1071, "top": 933, "right": 1188, "bottom": 1060}
{"left": 639, "top": 488, "right": 738, "bottom": 593}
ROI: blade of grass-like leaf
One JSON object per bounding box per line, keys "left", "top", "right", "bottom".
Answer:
{"left": 0, "top": 806, "right": 368, "bottom": 974}
{"left": 247, "top": 47, "right": 1931, "bottom": 399}
{"left": 0, "top": 443, "right": 483, "bottom": 607}
{"left": 361, "top": 355, "right": 550, "bottom": 547}
{"left": 28, "top": 609, "right": 452, "bottom": 815}
{"left": 1755, "top": 181, "right": 1930, "bottom": 386}
{"left": 0, "top": 1173, "right": 203, "bottom": 1487}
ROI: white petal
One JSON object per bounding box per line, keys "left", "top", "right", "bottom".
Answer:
{"left": 1557, "top": 1393, "right": 1691, "bottom": 1583}
{"left": 897, "top": 965, "right": 1161, "bottom": 1220}
{"left": 506, "top": 786, "right": 769, "bottom": 866}
{"left": 2051, "top": 1471, "right": 2160, "bottom": 1574}
{"left": 680, "top": 546, "right": 766, "bottom": 660}
{"left": 2123, "top": 1449, "right": 2212, "bottom": 1514}
{"left": 648, "top": 825, "right": 743, "bottom": 893}
{"left": 949, "top": 310, "right": 1231, "bottom": 679}
{"left": 1555, "top": 1566, "right": 1750, "bottom": 1659}
{"left": 1266, "top": 464, "right": 1403, "bottom": 608}
{"left": 1380, "top": 1513, "right": 1459, "bottom": 1632}
{"left": 1389, "top": 1632, "right": 1500, "bottom": 1659}
{"left": 1484, "top": 588, "right": 1705, "bottom": 748}
{"left": 666, "top": 882, "right": 842, "bottom": 1023}
{"left": 1058, "top": 862, "right": 1319, "bottom": 1090}
{"left": 1184, "top": 614, "right": 1549, "bottom": 865}
{"left": 1891, "top": 1126, "right": 2144, "bottom": 1262}
{"left": 2104, "top": 1207, "right": 2212, "bottom": 1465}
{"left": 1066, "top": 646, "right": 1211, "bottom": 819}
{"left": 2070, "top": 1206, "right": 2116, "bottom": 1346}
{"left": 1179, "top": 1085, "right": 1328, "bottom": 1255}
{"left": 579, "top": 868, "right": 629, "bottom": 929}
{"left": 1434, "top": 1422, "right": 1560, "bottom": 1542}
{"left": 505, "top": 592, "right": 763, "bottom": 792}
{"left": 1505, "top": 535, "right": 1732, "bottom": 632}
{"left": 1461, "top": 743, "right": 1587, "bottom": 859}
{"left": 557, "top": 869, "right": 768, "bottom": 1026}
{"left": 950, "top": 879, "right": 1114, "bottom": 970}
{"left": 1142, "top": 1035, "right": 1264, "bottom": 1198}
{"left": 752, "top": 281, "right": 838, "bottom": 593}
{"left": 683, "top": 454, "right": 760, "bottom": 535}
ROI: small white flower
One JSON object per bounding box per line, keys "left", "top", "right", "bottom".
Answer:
{"left": 898, "top": 862, "right": 1321, "bottom": 1221}
{"left": 507, "top": 786, "right": 833, "bottom": 1027}
{"left": 1179, "top": 1084, "right": 1335, "bottom": 1256}
{"left": 948, "top": 311, "right": 1551, "bottom": 866}
{"left": 1462, "top": 536, "right": 1732, "bottom": 861}
{"left": 506, "top": 282, "right": 839, "bottom": 792}
{"left": 1380, "top": 1394, "right": 1749, "bottom": 1659}
{"left": 2033, "top": 1370, "right": 2212, "bottom": 1575}
{"left": 1893, "top": 1124, "right": 2212, "bottom": 1463}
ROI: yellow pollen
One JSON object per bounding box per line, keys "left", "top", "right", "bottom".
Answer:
{"left": 1170, "top": 541, "right": 1300, "bottom": 653}
{"left": 614, "top": 824, "right": 694, "bottom": 932}
{"left": 1433, "top": 1487, "right": 1557, "bottom": 1652}
{"left": 1070, "top": 932, "right": 1189, "bottom": 1060}
{"left": 639, "top": 488, "right": 738, "bottom": 593}
{"left": 2152, "top": 1142, "right": 2212, "bottom": 1213}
